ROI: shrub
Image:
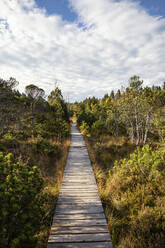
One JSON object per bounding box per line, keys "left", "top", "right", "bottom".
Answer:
{"left": 0, "top": 143, "right": 5, "bottom": 151}
{"left": 80, "top": 121, "right": 90, "bottom": 136}
{"left": 0, "top": 153, "right": 46, "bottom": 248}
{"left": 91, "top": 119, "right": 105, "bottom": 137}
{"left": 2, "top": 133, "right": 18, "bottom": 148}
{"left": 104, "top": 145, "right": 165, "bottom": 248}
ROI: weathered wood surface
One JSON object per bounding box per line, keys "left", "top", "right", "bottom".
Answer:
{"left": 47, "top": 122, "right": 113, "bottom": 248}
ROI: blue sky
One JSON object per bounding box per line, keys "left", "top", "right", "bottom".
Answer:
{"left": 35, "top": 0, "right": 77, "bottom": 22}
{"left": 140, "top": 0, "right": 165, "bottom": 17}
{"left": 0, "top": 0, "right": 165, "bottom": 101}
{"left": 35, "top": 0, "right": 165, "bottom": 21}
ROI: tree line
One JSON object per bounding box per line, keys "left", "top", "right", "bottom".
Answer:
{"left": 74, "top": 76, "right": 165, "bottom": 145}
{"left": 0, "top": 77, "right": 69, "bottom": 141}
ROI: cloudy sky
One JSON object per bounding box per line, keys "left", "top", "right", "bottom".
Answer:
{"left": 0, "top": 0, "right": 165, "bottom": 101}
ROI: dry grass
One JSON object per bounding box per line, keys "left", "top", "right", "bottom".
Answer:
{"left": 85, "top": 136, "right": 165, "bottom": 248}
{"left": 37, "top": 137, "right": 71, "bottom": 248}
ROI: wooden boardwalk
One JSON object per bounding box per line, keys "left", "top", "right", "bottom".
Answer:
{"left": 47, "top": 123, "right": 113, "bottom": 248}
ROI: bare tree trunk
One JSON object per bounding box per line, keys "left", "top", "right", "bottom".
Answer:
{"left": 7, "top": 103, "right": 10, "bottom": 130}
{"left": 141, "top": 128, "right": 144, "bottom": 144}
{"left": 135, "top": 110, "right": 140, "bottom": 145}
{"left": 31, "top": 102, "right": 34, "bottom": 137}
{"left": 143, "top": 112, "right": 150, "bottom": 144}
{"left": 129, "top": 121, "right": 134, "bottom": 143}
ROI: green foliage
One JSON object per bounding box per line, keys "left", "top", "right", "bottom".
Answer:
{"left": 1, "top": 133, "right": 18, "bottom": 148}
{"left": 79, "top": 121, "right": 90, "bottom": 136}
{"left": 0, "top": 143, "right": 4, "bottom": 151}
{"left": 0, "top": 152, "right": 46, "bottom": 248}
{"left": 25, "top": 84, "right": 45, "bottom": 99}
{"left": 74, "top": 76, "right": 165, "bottom": 144}
{"left": 31, "top": 137, "right": 61, "bottom": 156}
{"left": 129, "top": 75, "right": 143, "bottom": 90}
{"left": 0, "top": 78, "right": 70, "bottom": 142}
{"left": 0, "top": 77, "right": 70, "bottom": 247}
{"left": 104, "top": 145, "right": 165, "bottom": 248}
{"left": 154, "top": 107, "right": 165, "bottom": 142}
{"left": 48, "top": 87, "right": 69, "bottom": 122}
{"left": 91, "top": 119, "right": 104, "bottom": 137}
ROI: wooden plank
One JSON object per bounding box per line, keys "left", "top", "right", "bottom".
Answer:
{"left": 65, "top": 166, "right": 91, "bottom": 169}
{"left": 62, "top": 175, "right": 94, "bottom": 178}
{"left": 65, "top": 162, "right": 91, "bottom": 166}
{"left": 50, "top": 225, "right": 109, "bottom": 234}
{"left": 56, "top": 204, "right": 103, "bottom": 209}
{"left": 65, "top": 165, "right": 91, "bottom": 167}
{"left": 60, "top": 186, "right": 97, "bottom": 189}
{"left": 58, "top": 196, "right": 100, "bottom": 200}
{"left": 60, "top": 189, "right": 98, "bottom": 192}
{"left": 60, "top": 191, "right": 98, "bottom": 194}
{"left": 48, "top": 242, "right": 113, "bottom": 248}
{"left": 63, "top": 172, "right": 93, "bottom": 175}
{"left": 48, "top": 233, "right": 111, "bottom": 243}
{"left": 61, "top": 181, "right": 95, "bottom": 185}
{"left": 62, "top": 180, "right": 95, "bottom": 183}
{"left": 63, "top": 175, "right": 93, "bottom": 178}
{"left": 57, "top": 199, "right": 101, "bottom": 204}
{"left": 52, "top": 219, "right": 107, "bottom": 227}
{"left": 56, "top": 204, "right": 102, "bottom": 208}
{"left": 55, "top": 208, "right": 103, "bottom": 215}
{"left": 62, "top": 172, "right": 93, "bottom": 175}
{"left": 61, "top": 188, "right": 97, "bottom": 192}
{"left": 54, "top": 213, "right": 105, "bottom": 219}
{"left": 59, "top": 193, "right": 99, "bottom": 197}
{"left": 64, "top": 169, "right": 93, "bottom": 172}
{"left": 57, "top": 198, "right": 100, "bottom": 203}
{"left": 62, "top": 177, "right": 95, "bottom": 181}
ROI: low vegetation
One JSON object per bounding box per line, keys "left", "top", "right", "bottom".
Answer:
{"left": 104, "top": 145, "right": 165, "bottom": 248}
{"left": 0, "top": 77, "right": 70, "bottom": 247}
{"left": 73, "top": 76, "right": 165, "bottom": 248}
{"left": 0, "top": 153, "right": 45, "bottom": 248}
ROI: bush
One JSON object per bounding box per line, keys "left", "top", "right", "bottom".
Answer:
{"left": 30, "top": 137, "right": 61, "bottom": 157}
{"left": 91, "top": 119, "right": 105, "bottom": 137}
{"left": 1, "top": 133, "right": 18, "bottom": 148}
{"left": 0, "top": 143, "right": 5, "bottom": 151}
{"left": 0, "top": 153, "right": 46, "bottom": 248}
{"left": 104, "top": 145, "right": 165, "bottom": 248}
{"left": 80, "top": 121, "right": 90, "bottom": 136}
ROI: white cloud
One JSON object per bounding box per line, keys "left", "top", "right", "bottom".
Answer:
{"left": 0, "top": 0, "right": 165, "bottom": 101}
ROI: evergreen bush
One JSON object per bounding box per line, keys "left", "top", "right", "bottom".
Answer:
{"left": 105, "top": 145, "right": 165, "bottom": 248}
{"left": 0, "top": 153, "right": 46, "bottom": 248}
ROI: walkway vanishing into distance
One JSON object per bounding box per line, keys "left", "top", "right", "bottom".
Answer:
{"left": 47, "top": 123, "right": 113, "bottom": 248}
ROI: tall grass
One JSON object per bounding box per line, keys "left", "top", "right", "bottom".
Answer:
{"left": 85, "top": 135, "right": 165, "bottom": 248}
{"left": 36, "top": 138, "right": 71, "bottom": 248}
